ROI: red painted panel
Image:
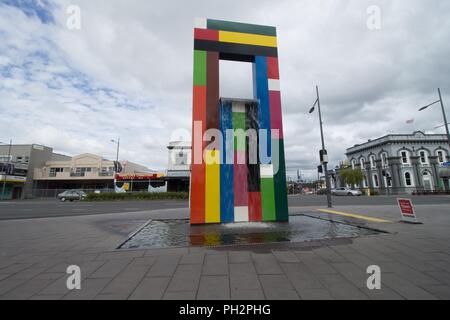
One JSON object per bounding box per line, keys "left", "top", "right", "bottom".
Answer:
{"left": 267, "top": 57, "right": 279, "bottom": 79}
{"left": 191, "top": 85, "right": 207, "bottom": 224}
{"left": 234, "top": 151, "right": 248, "bottom": 207}
{"left": 248, "top": 192, "right": 262, "bottom": 222}
{"left": 194, "top": 28, "right": 219, "bottom": 42}
{"left": 269, "top": 91, "right": 284, "bottom": 139}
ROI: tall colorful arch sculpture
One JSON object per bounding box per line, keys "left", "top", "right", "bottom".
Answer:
{"left": 190, "top": 18, "right": 288, "bottom": 225}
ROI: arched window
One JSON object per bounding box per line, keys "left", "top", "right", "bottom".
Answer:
{"left": 381, "top": 152, "right": 389, "bottom": 167}
{"left": 385, "top": 173, "right": 392, "bottom": 187}
{"left": 373, "top": 174, "right": 379, "bottom": 187}
{"left": 363, "top": 176, "right": 368, "bottom": 188}
{"left": 370, "top": 155, "right": 376, "bottom": 169}
{"left": 405, "top": 172, "right": 413, "bottom": 187}
{"left": 360, "top": 158, "right": 365, "bottom": 170}
{"left": 400, "top": 151, "right": 410, "bottom": 165}
{"left": 436, "top": 150, "right": 447, "bottom": 164}
{"left": 419, "top": 150, "right": 429, "bottom": 165}
{"left": 351, "top": 160, "right": 357, "bottom": 170}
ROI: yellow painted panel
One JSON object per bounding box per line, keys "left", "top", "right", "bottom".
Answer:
{"left": 205, "top": 150, "right": 221, "bottom": 223}
{"left": 219, "top": 31, "right": 277, "bottom": 48}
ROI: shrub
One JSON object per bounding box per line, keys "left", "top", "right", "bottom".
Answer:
{"left": 84, "top": 192, "right": 189, "bottom": 201}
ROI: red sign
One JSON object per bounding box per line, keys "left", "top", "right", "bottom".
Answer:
{"left": 398, "top": 199, "right": 414, "bottom": 216}
{"left": 397, "top": 198, "right": 419, "bottom": 223}
{"left": 116, "top": 174, "right": 159, "bottom": 181}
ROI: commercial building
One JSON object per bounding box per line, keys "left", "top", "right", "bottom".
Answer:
{"left": 165, "top": 141, "right": 191, "bottom": 192}
{"left": 342, "top": 131, "right": 450, "bottom": 194}
{"left": 0, "top": 144, "right": 69, "bottom": 200}
{"left": 33, "top": 153, "right": 155, "bottom": 197}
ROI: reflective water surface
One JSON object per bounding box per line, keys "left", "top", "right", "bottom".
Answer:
{"left": 118, "top": 215, "right": 381, "bottom": 250}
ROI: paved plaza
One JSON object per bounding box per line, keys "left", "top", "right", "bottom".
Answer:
{"left": 0, "top": 200, "right": 450, "bottom": 300}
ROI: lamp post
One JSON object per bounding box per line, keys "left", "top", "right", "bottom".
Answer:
{"left": 111, "top": 138, "right": 120, "bottom": 191}
{"left": 1, "top": 140, "right": 12, "bottom": 201}
{"left": 309, "top": 86, "right": 333, "bottom": 208}
{"left": 419, "top": 88, "right": 450, "bottom": 151}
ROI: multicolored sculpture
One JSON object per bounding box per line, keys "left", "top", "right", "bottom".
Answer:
{"left": 190, "top": 18, "right": 288, "bottom": 225}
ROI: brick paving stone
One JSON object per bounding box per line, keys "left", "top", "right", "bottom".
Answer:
{"left": 231, "top": 289, "right": 265, "bottom": 300}
{"left": 272, "top": 251, "right": 299, "bottom": 263}
{"left": 163, "top": 291, "right": 197, "bottom": 300}
{"left": 229, "top": 263, "right": 261, "bottom": 291}
{"left": 382, "top": 273, "right": 438, "bottom": 300}
{"left": 179, "top": 253, "right": 205, "bottom": 265}
{"left": 228, "top": 251, "right": 252, "bottom": 264}
{"left": 252, "top": 253, "right": 283, "bottom": 275}
{"left": 202, "top": 254, "right": 228, "bottom": 276}
{"left": 96, "top": 250, "right": 145, "bottom": 261}
{"left": 280, "top": 263, "right": 324, "bottom": 290}
{"left": 101, "top": 264, "right": 149, "bottom": 296}
{"left": 63, "top": 278, "right": 111, "bottom": 300}
{"left": 89, "top": 259, "right": 131, "bottom": 279}
{"left": 316, "top": 274, "right": 369, "bottom": 300}
{"left": 297, "top": 288, "right": 334, "bottom": 300}
{"left": 167, "top": 264, "right": 202, "bottom": 292}
{"left": 258, "top": 275, "right": 300, "bottom": 300}
{"left": 146, "top": 255, "right": 181, "bottom": 277}
{"left": 129, "top": 277, "right": 170, "bottom": 300}
{"left": 197, "top": 276, "right": 230, "bottom": 300}
{"left": 296, "top": 252, "right": 338, "bottom": 275}
{"left": 419, "top": 285, "right": 450, "bottom": 300}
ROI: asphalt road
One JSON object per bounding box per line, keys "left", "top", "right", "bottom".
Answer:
{"left": 0, "top": 195, "right": 449, "bottom": 221}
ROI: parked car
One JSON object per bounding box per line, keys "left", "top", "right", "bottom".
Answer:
{"left": 58, "top": 190, "right": 87, "bottom": 202}
{"left": 331, "top": 188, "right": 362, "bottom": 196}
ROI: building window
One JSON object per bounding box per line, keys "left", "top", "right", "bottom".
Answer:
{"left": 370, "top": 155, "right": 376, "bottom": 169}
{"left": 360, "top": 158, "right": 365, "bottom": 169}
{"left": 49, "top": 168, "right": 64, "bottom": 177}
{"left": 436, "top": 150, "right": 446, "bottom": 164}
{"left": 386, "top": 173, "right": 392, "bottom": 187}
{"left": 405, "top": 172, "right": 413, "bottom": 187}
{"left": 381, "top": 153, "right": 388, "bottom": 167}
{"left": 419, "top": 150, "right": 428, "bottom": 164}
{"left": 373, "top": 174, "right": 379, "bottom": 187}
{"left": 351, "top": 160, "right": 356, "bottom": 170}
{"left": 401, "top": 151, "right": 409, "bottom": 164}
{"left": 176, "top": 151, "right": 187, "bottom": 166}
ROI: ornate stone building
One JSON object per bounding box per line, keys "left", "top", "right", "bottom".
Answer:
{"left": 342, "top": 131, "right": 450, "bottom": 194}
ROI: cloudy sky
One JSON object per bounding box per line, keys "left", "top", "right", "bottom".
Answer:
{"left": 1, "top": 0, "right": 449, "bottom": 179}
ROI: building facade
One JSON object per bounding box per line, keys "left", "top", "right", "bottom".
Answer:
{"left": 33, "top": 153, "right": 153, "bottom": 196}
{"left": 343, "top": 131, "right": 450, "bottom": 194}
{"left": 0, "top": 144, "right": 69, "bottom": 199}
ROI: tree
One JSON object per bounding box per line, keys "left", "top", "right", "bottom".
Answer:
{"left": 339, "top": 168, "right": 365, "bottom": 189}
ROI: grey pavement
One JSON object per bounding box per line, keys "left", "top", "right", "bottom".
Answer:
{"left": 0, "top": 202, "right": 450, "bottom": 300}
{"left": 1, "top": 195, "right": 449, "bottom": 220}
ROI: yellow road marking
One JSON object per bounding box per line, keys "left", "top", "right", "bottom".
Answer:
{"left": 317, "top": 209, "right": 391, "bottom": 223}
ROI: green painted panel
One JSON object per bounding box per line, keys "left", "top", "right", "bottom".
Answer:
{"left": 261, "top": 178, "right": 276, "bottom": 221}
{"left": 193, "top": 50, "right": 207, "bottom": 86}
{"left": 273, "top": 139, "right": 289, "bottom": 222}
{"left": 207, "top": 19, "right": 277, "bottom": 37}
{"left": 232, "top": 112, "right": 246, "bottom": 151}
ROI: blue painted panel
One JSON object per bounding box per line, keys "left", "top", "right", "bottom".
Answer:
{"left": 253, "top": 56, "right": 271, "bottom": 163}
{"left": 220, "top": 100, "right": 235, "bottom": 223}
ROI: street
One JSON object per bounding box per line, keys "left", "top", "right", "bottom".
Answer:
{"left": 0, "top": 195, "right": 449, "bottom": 221}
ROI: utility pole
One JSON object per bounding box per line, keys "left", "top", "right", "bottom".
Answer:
{"left": 1, "top": 140, "right": 12, "bottom": 201}
{"left": 309, "top": 86, "right": 333, "bottom": 208}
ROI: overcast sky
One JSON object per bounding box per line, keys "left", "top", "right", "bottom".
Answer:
{"left": 1, "top": 0, "right": 449, "bottom": 179}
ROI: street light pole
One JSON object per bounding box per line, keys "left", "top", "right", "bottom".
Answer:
{"left": 309, "top": 86, "right": 333, "bottom": 208}
{"left": 419, "top": 88, "right": 450, "bottom": 152}
{"left": 438, "top": 88, "right": 450, "bottom": 152}
{"left": 1, "top": 140, "right": 12, "bottom": 201}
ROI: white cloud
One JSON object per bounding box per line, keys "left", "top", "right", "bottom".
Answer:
{"left": 1, "top": 0, "right": 449, "bottom": 178}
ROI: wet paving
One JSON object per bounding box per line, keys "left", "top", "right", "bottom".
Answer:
{"left": 118, "top": 215, "right": 383, "bottom": 250}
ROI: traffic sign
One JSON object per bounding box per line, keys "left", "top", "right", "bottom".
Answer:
{"left": 397, "top": 198, "right": 420, "bottom": 224}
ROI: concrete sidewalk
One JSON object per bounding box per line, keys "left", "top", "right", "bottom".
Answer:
{"left": 0, "top": 204, "right": 449, "bottom": 300}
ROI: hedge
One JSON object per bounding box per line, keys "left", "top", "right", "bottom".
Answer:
{"left": 84, "top": 192, "right": 189, "bottom": 201}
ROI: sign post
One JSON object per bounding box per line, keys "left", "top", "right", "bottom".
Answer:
{"left": 397, "top": 198, "right": 421, "bottom": 224}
